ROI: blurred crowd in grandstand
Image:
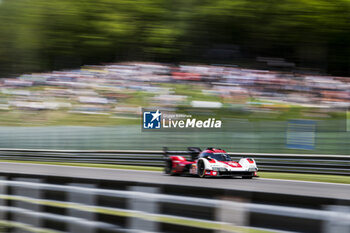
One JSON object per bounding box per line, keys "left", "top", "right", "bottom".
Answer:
{"left": 0, "top": 62, "right": 349, "bottom": 120}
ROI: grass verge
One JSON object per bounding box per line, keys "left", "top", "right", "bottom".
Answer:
{"left": 0, "top": 160, "right": 348, "bottom": 184}
{"left": 259, "top": 172, "right": 350, "bottom": 184}
{"left": 0, "top": 160, "right": 163, "bottom": 171}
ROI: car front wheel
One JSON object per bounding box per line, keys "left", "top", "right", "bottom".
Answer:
{"left": 242, "top": 172, "right": 254, "bottom": 179}
{"left": 197, "top": 160, "right": 206, "bottom": 178}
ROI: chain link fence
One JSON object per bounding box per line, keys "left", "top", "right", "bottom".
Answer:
{"left": 0, "top": 119, "right": 348, "bottom": 155}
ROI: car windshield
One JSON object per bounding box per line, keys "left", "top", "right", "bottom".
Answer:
{"left": 210, "top": 153, "right": 232, "bottom": 161}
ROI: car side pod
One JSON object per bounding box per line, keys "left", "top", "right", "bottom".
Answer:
{"left": 239, "top": 158, "right": 258, "bottom": 169}
{"left": 163, "top": 147, "right": 188, "bottom": 175}
{"left": 165, "top": 155, "right": 187, "bottom": 175}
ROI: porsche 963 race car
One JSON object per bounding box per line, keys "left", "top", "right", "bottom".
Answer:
{"left": 164, "top": 147, "right": 258, "bottom": 179}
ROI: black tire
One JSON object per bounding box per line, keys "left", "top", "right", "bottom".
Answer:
{"left": 164, "top": 159, "right": 172, "bottom": 175}
{"left": 242, "top": 174, "right": 253, "bottom": 179}
{"left": 197, "top": 160, "right": 206, "bottom": 178}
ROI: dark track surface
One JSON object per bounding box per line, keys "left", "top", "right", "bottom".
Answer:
{"left": 0, "top": 162, "right": 349, "bottom": 200}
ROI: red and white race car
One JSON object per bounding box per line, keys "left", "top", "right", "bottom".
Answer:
{"left": 164, "top": 147, "right": 258, "bottom": 178}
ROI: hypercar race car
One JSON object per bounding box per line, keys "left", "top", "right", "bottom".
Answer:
{"left": 164, "top": 147, "right": 258, "bottom": 178}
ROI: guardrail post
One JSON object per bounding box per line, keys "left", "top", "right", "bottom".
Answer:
{"left": 127, "top": 186, "right": 159, "bottom": 233}
{"left": 68, "top": 183, "right": 97, "bottom": 233}
{"left": 12, "top": 178, "right": 43, "bottom": 233}
{"left": 216, "top": 197, "right": 248, "bottom": 233}
{"left": 0, "top": 177, "right": 6, "bottom": 220}
{"left": 323, "top": 205, "right": 350, "bottom": 233}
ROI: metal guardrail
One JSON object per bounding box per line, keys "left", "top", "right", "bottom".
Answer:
{"left": 0, "top": 148, "right": 349, "bottom": 175}
{"left": 0, "top": 179, "right": 349, "bottom": 233}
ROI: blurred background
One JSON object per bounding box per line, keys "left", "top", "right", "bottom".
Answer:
{"left": 0, "top": 1, "right": 349, "bottom": 233}
{"left": 1, "top": 0, "right": 350, "bottom": 76}
{"left": 0, "top": 0, "right": 349, "bottom": 154}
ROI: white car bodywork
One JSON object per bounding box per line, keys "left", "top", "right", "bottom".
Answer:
{"left": 189, "top": 157, "right": 258, "bottom": 175}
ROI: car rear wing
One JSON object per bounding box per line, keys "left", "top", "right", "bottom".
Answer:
{"left": 163, "top": 147, "right": 201, "bottom": 161}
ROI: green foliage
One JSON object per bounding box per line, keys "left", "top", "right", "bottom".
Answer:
{"left": 0, "top": 0, "right": 349, "bottom": 76}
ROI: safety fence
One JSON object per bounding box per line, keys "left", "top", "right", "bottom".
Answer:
{"left": 0, "top": 148, "right": 349, "bottom": 175}
{"left": 0, "top": 179, "right": 349, "bottom": 233}
{"left": 0, "top": 125, "right": 349, "bottom": 155}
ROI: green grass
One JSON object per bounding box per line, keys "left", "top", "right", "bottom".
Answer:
{"left": 0, "top": 110, "right": 140, "bottom": 126}
{"left": 0, "top": 160, "right": 348, "bottom": 184}
{"left": 124, "top": 91, "right": 156, "bottom": 106}
{"left": 0, "top": 160, "right": 163, "bottom": 171}
{"left": 259, "top": 172, "right": 350, "bottom": 184}
{"left": 52, "top": 112, "right": 139, "bottom": 126}
{"left": 158, "top": 83, "right": 222, "bottom": 102}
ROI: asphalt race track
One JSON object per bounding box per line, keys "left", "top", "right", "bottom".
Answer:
{"left": 0, "top": 162, "right": 349, "bottom": 200}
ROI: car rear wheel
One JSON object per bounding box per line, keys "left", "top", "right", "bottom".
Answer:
{"left": 164, "top": 159, "right": 172, "bottom": 175}
{"left": 198, "top": 160, "right": 206, "bottom": 178}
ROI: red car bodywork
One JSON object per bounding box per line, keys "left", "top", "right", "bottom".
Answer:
{"left": 165, "top": 148, "right": 258, "bottom": 178}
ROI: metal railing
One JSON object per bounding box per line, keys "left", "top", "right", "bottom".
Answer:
{"left": 0, "top": 148, "right": 349, "bottom": 175}
{"left": 0, "top": 179, "right": 349, "bottom": 233}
